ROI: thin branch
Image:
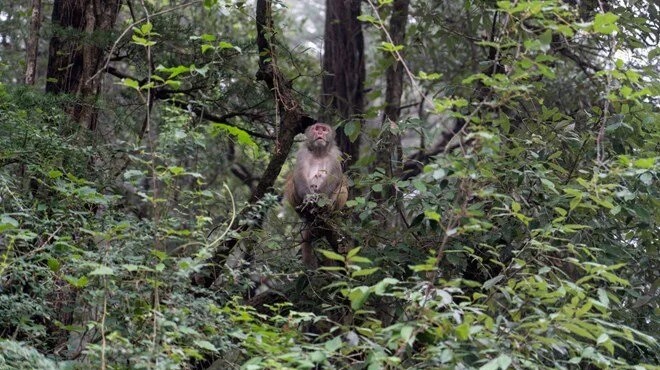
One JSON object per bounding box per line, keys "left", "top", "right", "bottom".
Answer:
{"left": 87, "top": 0, "right": 203, "bottom": 83}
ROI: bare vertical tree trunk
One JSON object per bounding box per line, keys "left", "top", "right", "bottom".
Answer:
{"left": 375, "top": 0, "right": 410, "bottom": 179}
{"left": 320, "top": 0, "right": 365, "bottom": 169}
{"left": 25, "top": 0, "right": 42, "bottom": 85}
{"left": 45, "top": 0, "right": 120, "bottom": 130}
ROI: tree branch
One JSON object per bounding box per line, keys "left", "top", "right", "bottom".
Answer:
{"left": 197, "top": 0, "right": 315, "bottom": 288}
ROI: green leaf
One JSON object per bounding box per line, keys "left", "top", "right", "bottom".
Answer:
{"left": 47, "top": 258, "right": 60, "bottom": 272}
{"left": 569, "top": 194, "right": 583, "bottom": 211}
{"left": 352, "top": 267, "right": 380, "bottom": 278}
{"left": 373, "top": 278, "right": 399, "bottom": 294}
{"left": 200, "top": 34, "right": 216, "bottom": 42}
{"left": 483, "top": 275, "right": 504, "bottom": 290}
{"left": 165, "top": 80, "right": 181, "bottom": 89}
{"left": 455, "top": 323, "right": 470, "bottom": 340}
{"left": 633, "top": 158, "right": 655, "bottom": 169}
{"left": 357, "top": 14, "right": 378, "bottom": 23}
{"left": 480, "top": 354, "right": 512, "bottom": 370}
{"left": 400, "top": 325, "right": 414, "bottom": 344}
{"left": 379, "top": 42, "right": 404, "bottom": 52}
{"left": 325, "top": 336, "right": 343, "bottom": 352}
{"left": 47, "top": 170, "right": 63, "bottom": 179}
{"left": 203, "top": 0, "right": 218, "bottom": 9}
{"left": 168, "top": 166, "right": 185, "bottom": 175}
{"left": 319, "top": 249, "right": 345, "bottom": 262}
{"left": 201, "top": 44, "right": 214, "bottom": 53}
{"left": 156, "top": 65, "right": 190, "bottom": 79}
{"left": 409, "top": 263, "right": 436, "bottom": 272}
{"left": 65, "top": 275, "right": 89, "bottom": 288}
{"left": 194, "top": 340, "right": 218, "bottom": 352}
{"left": 347, "top": 247, "right": 362, "bottom": 259}
{"left": 343, "top": 121, "right": 361, "bottom": 142}
{"left": 424, "top": 210, "right": 441, "bottom": 222}
{"left": 209, "top": 123, "right": 258, "bottom": 149}
{"left": 0, "top": 215, "right": 18, "bottom": 229}
{"left": 418, "top": 71, "right": 442, "bottom": 80}
{"left": 89, "top": 266, "right": 115, "bottom": 276}
{"left": 121, "top": 78, "right": 140, "bottom": 90}
{"left": 131, "top": 35, "right": 156, "bottom": 47}
{"left": 413, "top": 180, "right": 427, "bottom": 192}
{"left": 140, "top": 22, "right": 153, "bottom": 35}
{"left": 561, "top": 322, "right": 594, "bottom": 340}
{"left": 540, "top": 178, "right": 557, "bottom": 193}
{"left": 218, "top": 41, "right": 234, "bottom": 49}
{"left": 348, "top": 286, "right": 370, "bottom": 310}
{"left": 348, "top": 256, "right": 371, "bottom": 264}
{"left": 123, "top": 264, "right": 139, "bottom": 272}
{"left": 593, "top": 13, "right": 619, "bottom": 34}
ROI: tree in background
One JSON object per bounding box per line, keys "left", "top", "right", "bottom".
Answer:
{"left": 45, "top": 0, "right": 120, "bottom": 130}
{"left": 320, "top": 0, "right": 365, "bottom": 169}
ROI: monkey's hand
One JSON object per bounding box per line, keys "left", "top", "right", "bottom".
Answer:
{"left": 297, "top": 193, "right": 333, "bottom": 220}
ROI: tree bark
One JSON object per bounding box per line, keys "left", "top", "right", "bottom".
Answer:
{"left": 25, "top": 0, "right": 42, "bottom": 85}
{"left": 375, "top": 0, "right": 410, "bottom": 179}
{"left": 320, "top": 0, "right": 365, "bottom": 169}
{"left": 45, "top": 0, "right": 121, "bottom": 130}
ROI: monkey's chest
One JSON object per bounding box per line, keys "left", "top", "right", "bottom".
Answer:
{"left": 307, "top": 160, "right": 330, "bottom": 190}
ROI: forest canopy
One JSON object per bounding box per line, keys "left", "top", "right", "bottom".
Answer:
{"left": 0, "top": 0, "right": 658, "bottom": 368}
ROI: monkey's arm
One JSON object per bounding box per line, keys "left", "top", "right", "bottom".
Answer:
{"left": 284, "top": 173, "right": 303, "bottom": 207}
{"left": 332, "top": 175, "right": 348, "bottom": 210}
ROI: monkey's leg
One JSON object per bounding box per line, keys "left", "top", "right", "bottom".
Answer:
{"left": 300, "top": 228, "right": 319, "bottom": 268}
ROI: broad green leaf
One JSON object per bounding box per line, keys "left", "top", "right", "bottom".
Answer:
{"left": 400, "top": 325, "right": 414, "bottom": 344}
{"left": 121, "top": 78, "right": 140, "bottom": 90}
{"left": 89, "top": 266, "right": 115, "bottom": 276}
{"left": 325, "top": 336, "right": 343, "bottom": 352}
{"left": 319, "top": 249, "right": 344, "bottom": 262}
{"left": 194, "top": 340, "right": 218, "bottom": 352}
{"left": 455, "top": 323, "right": 470, "bottom": 340}
{"left": 344, "top": 121, "right": 361, "bottom": 142}
{"left": 418, "top": 71, "right": 442, "bottom": 80}
{"left": 424, "top": 210, "right": 441, "bottom": 222}
{"left": 352, "top": 267, "right": 379, "bottom": 278}
{"left": 347, "top": 247, "right": 362, "bottom": 259}
{"left": 379, "top": 42, "right": 404, "bottom": 52}
{"left": 357, "top": 14, "right": 378, "bottom": 23}
{"left": 200, "top": 33, "right": 216, "bottom": 42}
{"left": 218, "top": 41, "right": 234, "bottom": 49}
{"left": 561, "top": 322, "right": 594, "bottom": 340}
{"left": 593, "top": 13, "right": 619, "bottom": 34}
{"left": 156, "top": 65, "right": 190, "bottom": 79}
{"left": 633, "top": 158, "right": 655, "bottom": 169}
{"left": 65, "top": 275, "right": 89, "bottom": 288}
{"left": 209, "top": 123, "right": 258, "bottom": 149}
{"left": 47, "top": 170, "right": 63, "bottom": 179}
{"left": 348, "top": 286, "right": 370, "bottom": 310}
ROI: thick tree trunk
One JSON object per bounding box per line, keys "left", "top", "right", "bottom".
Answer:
{"left": 320, "top": 0, "right": 365, "bottom": 169}
{"left": 375, "top": 0, "right": 410, "bottom": 179}
{"left": 45, "top": 0, "right": 120, "bottom": 130}
{"left": 25, "top": 0, "right": 42, "bottom": 85}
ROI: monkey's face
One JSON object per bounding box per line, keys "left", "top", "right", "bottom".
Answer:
{"left": 306, "top": 123, "right": 334, "bottom": 151}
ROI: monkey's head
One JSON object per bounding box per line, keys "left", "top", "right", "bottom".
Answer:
{"left": 305, "top": 123, "right": 335, "bottom": 152}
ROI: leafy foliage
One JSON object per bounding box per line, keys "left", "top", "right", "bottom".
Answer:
{"left": 0, "top": 0, "right": 658, "bottom": 369}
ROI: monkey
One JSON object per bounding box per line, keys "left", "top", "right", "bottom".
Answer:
{"left": 285, "top": 122, "right": 348, "bottom": 268}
